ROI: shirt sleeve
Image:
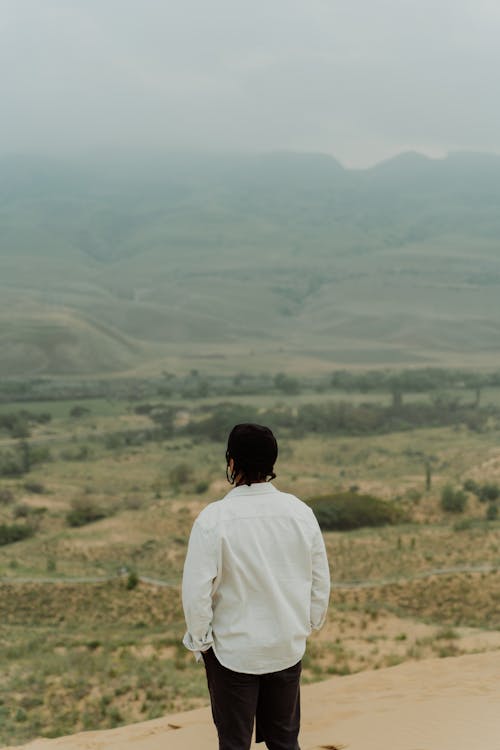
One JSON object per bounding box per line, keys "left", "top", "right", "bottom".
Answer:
{"left": 182, "top": 518, "right": 218, "bottom": 654}
{"left": 310, "top": 522, "right": 330, "bottom": 630}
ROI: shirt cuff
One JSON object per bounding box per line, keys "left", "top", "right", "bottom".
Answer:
{"left": 183, "top": 630, "right": 213, "bottom": 655}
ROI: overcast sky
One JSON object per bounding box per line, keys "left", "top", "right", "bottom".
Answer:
{"left": 1, "top": 0, "right": 499, "bottom": 167}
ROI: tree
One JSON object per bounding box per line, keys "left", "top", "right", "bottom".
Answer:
{"left": 274, "top": 373, "right": 301, "bottom": 395}
{"left": 425, "top": 461, "right": 432, "bottom": 492}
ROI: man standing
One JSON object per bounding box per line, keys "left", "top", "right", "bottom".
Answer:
{"left": 182, "top": 423, "right": 330, "bottom": 750}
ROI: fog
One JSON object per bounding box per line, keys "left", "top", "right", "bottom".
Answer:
{"left": 1, "top": 0, "right": 500, "bottom": 166}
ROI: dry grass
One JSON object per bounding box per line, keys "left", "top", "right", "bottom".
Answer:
{"left": 2, "top": 400, "right": 500, "bottom": 743}
{"left": 334, "top": 570, "right": 500, "bottom": 629}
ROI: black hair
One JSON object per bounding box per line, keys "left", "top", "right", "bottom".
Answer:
{"left": 226, "top": 423, "right": 278, "bottom": 486}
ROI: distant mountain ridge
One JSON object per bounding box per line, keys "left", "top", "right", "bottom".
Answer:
{"left": 1, "top": 151, "right": 499, "bottom": 376}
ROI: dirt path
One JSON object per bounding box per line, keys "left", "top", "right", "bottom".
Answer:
{"left": 1, "top": 562, "right": 498, "bottom": 589}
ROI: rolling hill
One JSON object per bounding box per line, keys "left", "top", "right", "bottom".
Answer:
{"left": 1, "top": 150, "right": 500, "bottom": 377}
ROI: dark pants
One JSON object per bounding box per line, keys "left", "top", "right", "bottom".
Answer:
{"left": 202, "top": 648, "right": 301, "bottom": 750}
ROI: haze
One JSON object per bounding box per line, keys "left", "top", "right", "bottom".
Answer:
{"left": 1, "top": 0, "right": 500, "bottom": 167}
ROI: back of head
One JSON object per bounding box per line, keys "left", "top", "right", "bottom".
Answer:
{"left": 226, "top": 423, "right": 278, "bottom": 486}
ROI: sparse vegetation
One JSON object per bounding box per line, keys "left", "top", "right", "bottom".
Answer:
{"left": 1, "top": 378, "right": 500, "bottom": 744}
{"left": 1, "top": 153, "right": 500, "bottom": 742}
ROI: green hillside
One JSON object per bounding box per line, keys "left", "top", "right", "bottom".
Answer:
{"left": 1, "top": 151, "right": 500, "bottom": 376}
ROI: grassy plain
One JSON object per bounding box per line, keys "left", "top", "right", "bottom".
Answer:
{"left": 1, "top": 389, "right": 500, "bottom": 744}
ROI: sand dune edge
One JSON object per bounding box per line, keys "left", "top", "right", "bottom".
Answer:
{"left": 8, "top": 650, "right": 500, "bottom": 750}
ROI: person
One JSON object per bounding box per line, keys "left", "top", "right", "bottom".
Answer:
{"left": 182, "top": 423, "right": 330, "bottom": 750}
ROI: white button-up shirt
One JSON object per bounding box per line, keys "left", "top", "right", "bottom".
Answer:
{"left": 182, "top": 482, "right": 330, "bottom": 674}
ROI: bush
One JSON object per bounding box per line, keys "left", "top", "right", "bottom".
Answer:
{"left": 274, "top": 373, "right": 301, "bottom": 395}
{"left": 183, "top": 403, "right": 261, "bottom": 442}
{"left": 169, "top": 463, "right": 193, "bottom": 487}
{"left": 69, "top": 405, "right": 91, "bottom": 418}
{"left": 0, "top": 487, "right": 14, "bottom": 505}
{"left": 0, "top": 413, "right": 30, "bottom": 438}
{"left": 13, "top": 505, "right": 46, "bottom": 529}
{"left": 10, "top": 419, "right": 31, "bottom": 438}
{"left": 195, "top": 480, "right": 209, "bottom": 494}
{"left": 104, "top": 433, "right": 125, "bottom": 450}
{"left": 0, "top": 523, "right": 35, "bottom": 546}
{"left": 28, "top": 444, "right": 52, "bottom": 466}
{"left": 464, "top": 480, "right": 500, "bottom": 502}
{"left": 61, "top": 444, "right": 92, "bottom": 461}
{"left": 308, "top": 492, "right": 403, "bottom": 531}
{"left": 126, "top": 570, "right": 139, "bottom": 590}
{"left": 66, "top": 498, "right": 108, "bottom": 527}
{"left": 0, "top": 450, "right": 25, "bottom": 477}
{"left": 123, "top": 496, "right": 142, "bottom": 511}
{"left": 440, "top": 485, "right": 467, "bottom": 513}
{"left": 486, "top": 503, "right": 498, "bottom": 521}
{"left": 463, "top": 478, "right": 479, "bottom": 494}
{"left": 24, "top": 481, "right": 46, "bottom": 494}
{"left": 105, "top": 430, "right": 155, "bottom": 450}
{"left": 13, "top": 503, "right": 30, "bottom": 518}
{"left": 453, "top": 517, "right": 476, "bottom": 532}
{"left": 478, "top": 483, "right": 500, "bottom": 503}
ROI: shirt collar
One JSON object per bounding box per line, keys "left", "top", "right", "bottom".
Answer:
{"left": 225, "top": 482, "right": 279, "bottom": 498}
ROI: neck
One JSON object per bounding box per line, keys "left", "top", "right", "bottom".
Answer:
{"left": 235, "top": 477, "right": 267, "bottom": 487}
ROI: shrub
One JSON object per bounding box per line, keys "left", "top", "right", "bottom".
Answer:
{"left": 13, "top": 503, "right": 30, "bottom": 518}
{"left": 464, "top": 480, "right": 500, "bottom": 502}
{"left": 463, "top": 478, "right": 479, "bottom": 494}
{"left": 478, "top": 483, "right": 500, "bottom": 503}
{"left": 453, "top": 517, "right": 476, "bottom": 531}
{"left": 69, "top": 405, "right": 91, "bottom": 418}
{"left": 307, "top": 492, "right": 403, "bottom": 531}
{"left": 126, "top": 570, "right": 139, "bottom": 590}
{"left": 13, "top": 505, "right": 46, "bottom": 528}
{"left": 105, "top": 433, "right": 125, "bottom": 450}
{"left": 0, "top": 522, "right": 35, "bottom": 546}
{"left": 61, "top": 444, "right": 92, "bottom": 461}
{"left": 0, "top": 487, "right": 14, "bottom": 504}
{"left": 169, "top": 463, "right": 193, "bottom": 487}
{"left": 123, "top": 496, "right": 142, "bottom": 511}
{"left": 406, "top": 488, "right": 422, "bottom": 503}
{"left": 29, "top": 444, "right": 52, "bottom": 465}
{"left": 195, "top": 480, "right": 209, "bottom": 494}
{"left": 10, "top": 419, "right": 31, "bottom": 438}
{"left": 105, "top": 430, "right": 154, "bottom": 449}
{"left": 440, "top": 485, "right": 467, "bottom": 513}
{"left": 24, "top": 481, "right": 46, "bottom": 494}
{"left": 274, "top": 372, "right": 301, "bottom": 395}
{"left": 183, "top": 403, "right": 261, "bottom": 442}
{"left": 0, "top": 450, "right": 25, "bottom": 477}
{"left": 486, "top": 503, "right": 498, "bottom": 521}
{"left": 66, "top": 498, "right": 108, "bottom": 527}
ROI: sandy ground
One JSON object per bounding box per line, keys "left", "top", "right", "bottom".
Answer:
{"left": 10, "top": 651, "right": 500, "bottom": 750}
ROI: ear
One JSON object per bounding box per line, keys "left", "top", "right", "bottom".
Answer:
{"left": 229, "top": 457, "right": 235, "bottom": 472}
